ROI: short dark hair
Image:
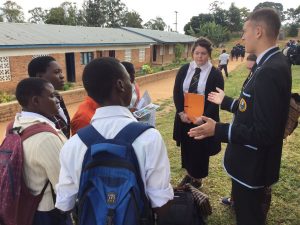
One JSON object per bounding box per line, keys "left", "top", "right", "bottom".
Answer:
{"left": 16, "top": 78, "right": 50, "bottom": 107}
{"left": 121, "top": 61, "right": 135, "bottom": 82}
{"left": 192, "top": 37, "right": 213, "bottom": 57}
{"left": 82, "top": 57, "right": 125, "bottom": 104}
{"left": 247, "top": 8, "right": 281, "bottom": 39}
{"left": 247, "top": 54, "right": 257, "bottom": 61}
{"left": 222, "top": 49, "right": 226, "bottom": 53}
{"left": 28, "top": 56, "right": 56, "bottom": 77}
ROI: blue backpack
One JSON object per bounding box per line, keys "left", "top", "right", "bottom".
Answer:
{"left": 77, "top": 122, "right": 154, "bottom": 225}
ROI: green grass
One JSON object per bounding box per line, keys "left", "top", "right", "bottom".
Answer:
{"left": 154, "top": 64, "right": 300, "bottom": 225}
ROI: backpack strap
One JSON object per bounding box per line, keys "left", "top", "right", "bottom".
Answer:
{"left": 77, "top": 125, "right": 105, "bottom": 147}
{"left": 115, "top": 122, "right": 153, "bottom": 144}
{"left": 20, "top": 123, "right": 58, "bottom": 142}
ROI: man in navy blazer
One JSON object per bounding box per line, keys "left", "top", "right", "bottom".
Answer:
{"left": 189, "top": 8, "right": 291, "bottom": 225}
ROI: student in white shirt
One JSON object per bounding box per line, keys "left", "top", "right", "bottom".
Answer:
{"left": 218, "top": 49, "right": 230, "bottom": 77}
{"left": 55, "top": 57, "right": 173, "bottom": 216}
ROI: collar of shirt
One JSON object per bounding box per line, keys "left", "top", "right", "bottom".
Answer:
{"left": 91, "top": 105, "right": 137, "bottom": 123}
{"left": 256, "top": 46, "right": 277, "bottom": 65}
{"left": 17, "top": 111, "right": 57, "bottom": 129}
{"left": 190, "top": 60, "right": 212, "bottom": 72}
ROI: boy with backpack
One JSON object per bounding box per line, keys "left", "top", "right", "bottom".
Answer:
{"left": 55, "top": 57, "right": 174, "bottom": 224}
{"left": 0, "top": 78, "right": 69, "bottom": 225}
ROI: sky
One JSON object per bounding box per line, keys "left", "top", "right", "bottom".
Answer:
{"left": 5, "top": 0, "right": 300, "bottom": 33}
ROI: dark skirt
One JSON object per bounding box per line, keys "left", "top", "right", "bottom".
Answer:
{"left": 180, "top": 122, "right": 210, "bottom": 179}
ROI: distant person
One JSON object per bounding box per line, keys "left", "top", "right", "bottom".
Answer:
{"left": 14, "top": 78, "right": 68, "bottom": 225}
{"left": 28, "top": 56, "right": 70, "bottom": 138}
{"left": 173, "top": 37, "right": 224, "bottom": 188}
{"left": 55, "top": 58, "right": 173, "bottom": 217}
{"left": 218, "top": 49, "right": 230, "bottom": 78}
{"left": 188, "top": 8, "right": 291, "bottom": 225}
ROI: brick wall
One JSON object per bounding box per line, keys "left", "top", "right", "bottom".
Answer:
{"left": 0, "top": 68, "right": 178, "bottom": 122}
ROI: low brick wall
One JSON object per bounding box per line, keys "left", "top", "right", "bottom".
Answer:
{"left": 0, "top": 68, "right": 178, "bottom": 122}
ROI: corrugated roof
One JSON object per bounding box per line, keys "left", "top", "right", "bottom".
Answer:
{"left": 122, "top": 27, "right": 197, "bottom": 44}
{"left": 0, "top": 22, "right": 156, "bottom": 49}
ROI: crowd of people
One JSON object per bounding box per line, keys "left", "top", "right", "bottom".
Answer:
{"left": 0, "top": 7, "right": 294, "bottom": 225}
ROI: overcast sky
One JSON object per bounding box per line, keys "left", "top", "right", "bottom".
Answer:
{"left": 6, "top": 0, "right": 300, "bottom": 33}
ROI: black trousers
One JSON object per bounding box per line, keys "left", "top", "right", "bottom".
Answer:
{"left": 232, "top": 180, "right": 271, "bottom": 225}
{"left": 219, "top": 64, "right": 228, "bottom": 77}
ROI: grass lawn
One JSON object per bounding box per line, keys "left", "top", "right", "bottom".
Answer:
{"left": 154, "top": 64, "right": 300, "bottom": 225}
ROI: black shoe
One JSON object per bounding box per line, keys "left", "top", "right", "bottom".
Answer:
{"left": 220, "top": 197, "right": 234, "bottom": 207}
{"left": 177, "top": 175, "right": 192, "bottom": 188}
{"left": 191, "top": 178, "right": 203, "bottom": 189}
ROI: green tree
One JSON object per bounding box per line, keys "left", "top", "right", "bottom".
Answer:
{"left": 83, "top": 0, "right": 106, "bottom": 27}
{"left": 0, "top": 1, "right": 24, "bottom": 23}
{"left": 184, "top": 14, "right": 214, "bottom": 35}
{"left": 144, "top": 17, "right": 166, "bottom": 30}
{"left": 45, "top": 7, "right": 66, "bottom": 25}
{"left": 174, "top": 43, "right": 185, "bottom": 63}
{"left": 122, "top": 10, "right": 143, "bottom": 28}
{"left": 28, "top": 7, "right": 46, "bottom": 23}
{"left": 239, "top": 7, "right": 250, "bottom": 22}
{"left": 287, "top": 23, "right": 299, "bottom": 37}
{"left": 285, "top": 6, "right": 300, "bottom": 24}
{"left": 209, "top": 0, "right": 228, "bottom": 27}
{"left": 192, "top": 21, "right": 230, "bottom": 46}
{"left": 104, "top": 0, "right": 126, "bottom": 27}
{"left": 254, "top": 2, "right": 284, "bottom": 21}
{"left": 227, "top": 3, "right": 242, "bottom": 32}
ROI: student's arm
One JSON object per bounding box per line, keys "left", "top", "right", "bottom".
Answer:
{"left": 135, "top": 129, "right": 174, "bottom": 216}
{"left": 221, "top": 96, "right": 239, "bottom": 113}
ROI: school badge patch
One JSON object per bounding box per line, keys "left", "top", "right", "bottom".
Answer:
{"left": 239, "top": 98, "right": 247, "bottom": 112}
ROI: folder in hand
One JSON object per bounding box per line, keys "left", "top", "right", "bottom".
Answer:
{"left": 184, "top": 93, "right": 205, "bottom": 123}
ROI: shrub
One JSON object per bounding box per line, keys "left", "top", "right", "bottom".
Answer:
{"left": 63, "top": 82, "right": 74, "bottom": 91}
{"left": 0, "top": 92, "right": 15, "bottom": 103}
{"left": 141, "top": 64, "right": 153, "bottom": 74}
{"left": 174, "top": 43, "right": 185, "bottom": 63}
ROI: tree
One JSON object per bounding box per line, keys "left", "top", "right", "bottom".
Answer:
{"left": 0, "top": 1, "right": 24, "bottom": 23}
{"left": 192, "top": 21, "right": 230, "bottom": 46}
{"left": 104, "top": 0, "right": 126, "bottom": 27}
{"left": 174, "top": 43, "right": 185, "bottom": 63}
{"left": 83, "top": 0, "right": 106, "bottom": 27}
{"left": 184, "top": 14, "right": 214, "bottom": 34}
{"left": 45, "top": 7, "right": 66, "bottom": 25}
{"left": 254, "top": 2, "right": 284, "bottom": 21}
{"left": 285, "top": 6, "right": 300, "bottom": 24}
{"left": 0, "top": 14, "right": 3, "bottom": 22}
{"left": 28, "top": 7, "right": 46, "bottom": 23}
{"left": 122, "top": 10, "right": 143, "bottom": 28}
{"left": 144, "top": 17, "right": 166, "bottom": 31}
{"left": 227, "top": 3, "right": 242, "bottom": 32}
{"left": 239, "top": 7, "right": 250, "bottom": 22}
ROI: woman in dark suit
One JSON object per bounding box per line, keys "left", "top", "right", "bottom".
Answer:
{"left": 173, "top": 37, "right": 224, "bottom": 187}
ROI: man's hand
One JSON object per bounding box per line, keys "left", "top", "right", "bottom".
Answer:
{"left": 178, "top": 112, "right": 192, "bottom": 123}
{"left": 208, "top": 87, "right": 225, "bottom": 105}
{"left": 188, "top": 116, "right": 216, "bottom": 140}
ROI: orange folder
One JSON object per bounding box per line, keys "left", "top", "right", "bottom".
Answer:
{"left": 184, "top": 93, "right": 205, "bottom": 123}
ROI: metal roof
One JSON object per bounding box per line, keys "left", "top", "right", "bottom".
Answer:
{"left": 0, "top": 22, "right": 156, "bottom": 49}
{"left": 122, "top": 27, "right": 197, "bottom": 44}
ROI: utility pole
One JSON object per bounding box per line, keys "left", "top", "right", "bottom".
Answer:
{"left": 174, "top": 11, "right": 178, "bottom": 32}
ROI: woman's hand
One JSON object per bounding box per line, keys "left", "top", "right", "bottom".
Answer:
{"left": 178, "top": 112, "right": 192, "bottom": 123}
{"left": 208, "top": 87, "right": 225, "bottom": 105}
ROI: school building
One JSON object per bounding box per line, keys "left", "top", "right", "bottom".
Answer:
{"left": 0, "top": 22, "right": 196, "bottom": 92}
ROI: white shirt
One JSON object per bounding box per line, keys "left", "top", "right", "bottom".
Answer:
{"left": 256, "top": 46, "right": 277, "bottom": 65}
{"left": 219, "top": 53, "right": 230, "bottom": 65}
{"left": 183, "top": 61, "right": 212, "bottom": 95}
{"left": 55, "top": 106, "right": 173, "bottom": 211}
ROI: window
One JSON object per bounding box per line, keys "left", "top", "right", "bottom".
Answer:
{"left": 80, "top": 52, "right": 94, "bottom": 65}
{"left": 139, "top": 48, "right": 145, "bottom": 62}
{"left": 124, "top": 49, "right": 131, "bottom": 62}
{"left": 109, "top": 50, "right": 115, "bottom": 58}
{"left": 160, "top": 46, "right": 164, "bottom": 55}
{"left": 0, "top": 57, "right": 11, "bottom": 82}
{"left": 169, "top": 45, "right": 173, "bottom": 54}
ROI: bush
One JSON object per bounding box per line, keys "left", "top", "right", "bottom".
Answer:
{"left": 287, "top": 23, "right": 299, "bottom": 37}
{"left": 174, "top": 43, "right": 185, "bottom": 63}
{"left": 141, "top": 64, "right": 153, "bottom": 74}
{"left": 63, "top": 82, "right": 74, "bottom": 91}
{"left": 0, "top": 92, "right": 15, "bottom": 103}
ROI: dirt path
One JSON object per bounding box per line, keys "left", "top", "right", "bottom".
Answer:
{"left": 0, "top": 59, "right": 243, "bottom": 141}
